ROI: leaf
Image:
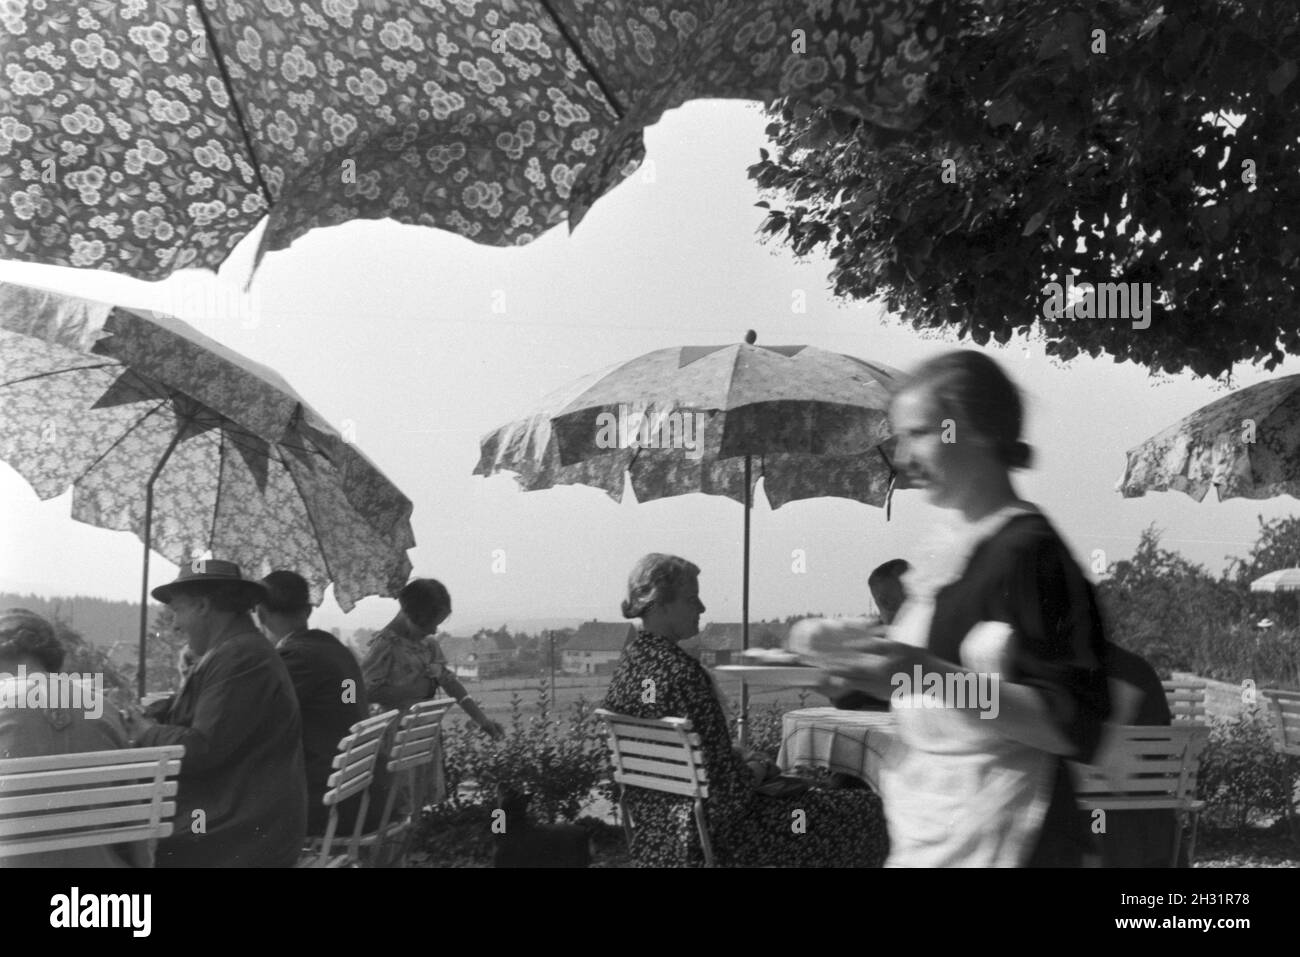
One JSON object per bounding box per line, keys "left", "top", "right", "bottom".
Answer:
{"left": 1268, "top": 60, "right": 1297, "bottom": 95}
{"left": 986, "top": 96, "right": 1021, "bottom": 128}
{"left": 1022, "top": 210, "right": 1048, "bottom": 236}
{"left": 1138, "top": 9, "right": 1168, "bottom": 38}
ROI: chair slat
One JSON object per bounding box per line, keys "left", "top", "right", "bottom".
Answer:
{"left": 0, "top": 823, "right": 175, "bottom": 858}
{"left": 613, "top": 771, "right": 709, "bottom": 799}
{"left": 0, "top": 746, "right": 183, "bottom": 776}
{"left": 0, "top": 800, "right": 177, "bottom": 837}
{"left": 613, "top": 754, "right": 708, "bottom": 781}
{"left": 0, "top": 759, "right": 182, "bottom": 793}
{"left": 0, "top": 781, "right": 177, "bottom": 815}
{"left": 616, "top": 739, "right": 708, "bottom": 763}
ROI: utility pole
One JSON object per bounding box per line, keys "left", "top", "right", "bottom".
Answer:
{"left": 548, "top": 630, "right": 556, "bottom": 705}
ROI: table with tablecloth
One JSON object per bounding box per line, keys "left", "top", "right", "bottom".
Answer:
{"left": 776, "top": 707, "right": 897, "bottom": 791}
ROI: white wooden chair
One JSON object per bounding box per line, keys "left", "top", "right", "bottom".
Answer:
{"left": 355, "top": 697, "right": 455, "bottom": 867}
{"left": 1162, "top": 678, "right": 1207, "bottom": 723}
{"left": 1070, "top": 724, "right": 1210, "bottom": 867}
{"left": 301, "top": 709, "right": 400, "bottom": 868}
{"left": 594, "top": 708, "right": 714, "bottom": 867}
{"left": 1260, "top": 688, "right": 1300, "bottom": 837}
{"left": 0, "top": 745, "right": 184, "bottom": 864}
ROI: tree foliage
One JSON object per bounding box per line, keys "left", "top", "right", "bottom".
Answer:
{"left": 1097, "top": 525, "right": 1246, "bottom": 672}
{"left": 750, "top": 0, "right": 1300, "bottom": 379}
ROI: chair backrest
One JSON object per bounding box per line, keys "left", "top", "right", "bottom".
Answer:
{"left": 385, "top": 697, "right": 455, "bottom": 777}
{"left": 1260, "top": 689, "right": 1300, "bottom": 757}
{"left": 1162, "top": 678, "right": 1207, "bottom": 723}
{"left": 1070, "top": 725, "right": 1210, "bottom": 810}
{"left": 0, "top": 745, "right": 184, "bottom": 859}
{"left": 309, "top": 709, "right": 399, "bottom": 866}
{"left": 595, "top": 709, "right": 713, "bottom": 865}
{"left": 594, "top": 709, "right": 709, "bottom": 799}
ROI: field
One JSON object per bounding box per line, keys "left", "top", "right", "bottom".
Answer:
{"left": 458, "top": 673, "right": 825, "bottom": 725}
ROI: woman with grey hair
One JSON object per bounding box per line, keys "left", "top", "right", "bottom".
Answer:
{"left": 603, "top": 554, "right": 888, "bottom": 867}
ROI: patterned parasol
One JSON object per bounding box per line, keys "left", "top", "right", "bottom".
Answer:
{"left": 475, "top": 333, "right": 902, "bottom": 742}
{"left": 0, "top": 0, "right": 946, "bottom": 279}
{"left": 1118, "top": 374, "right": 1300, "bottom": 503}
{"left": 0, "top": 281, "right": 415, "bottom": 693}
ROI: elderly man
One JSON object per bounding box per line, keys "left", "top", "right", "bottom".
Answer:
{"left": 122, "top": 560, "right": 306, "bottom": 867}
{"left": 0, "top": 608, "right": 151, "bottom": 868}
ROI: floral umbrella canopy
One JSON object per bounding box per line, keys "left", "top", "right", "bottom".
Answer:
{"left": 0, "top": 0, "right": 946, "bottom": 279}
{"left": 475, "top": 336, "right": 902, "bottom": 741}
{"left": 1118, "top": 374, "right": 1300, "bottom": 502}
{"left": 0, "top": 281, "right": 415, "bottom": 690}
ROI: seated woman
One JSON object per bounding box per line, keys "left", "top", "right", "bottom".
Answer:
{"left": 123, "top": 560, "right": 307, "bottom": 867}
{"left": 0, "top": 608, "right": 151, "bottom": 868}
{"left": 603, "top": 554, "right": 889, "bottom": 868}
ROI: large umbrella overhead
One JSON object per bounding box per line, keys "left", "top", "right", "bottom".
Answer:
{"left": 0, "top": 0, "right": 947, "bottom": 280}
{"left": 1118, "top": 374, "right": 1300, "bottom": 502}
{"left": 475, "top": 334, "right": 902, "bottom": 741}
{"left": 0, "top": 281, "right": 415, "bottom": 694}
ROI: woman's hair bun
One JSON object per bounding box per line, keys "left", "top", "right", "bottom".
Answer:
{"left": 1006, "top": 439, "right": 1033, "bottom": 469}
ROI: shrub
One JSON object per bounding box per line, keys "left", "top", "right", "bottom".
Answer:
{"left": 440, "top": 681, "right": 611, "bottom": 825}
{"left": 1198, "top": 706, "right": 1299, "bottom": 831}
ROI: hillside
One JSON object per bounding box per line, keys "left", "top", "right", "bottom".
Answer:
{"left": 0, "top": 592, "right": 149, "bottom": 649}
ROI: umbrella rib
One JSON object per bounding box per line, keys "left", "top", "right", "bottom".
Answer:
{"left": 0, "top": 360, "right": 122, "bottom": 389}
{"left": 67, "top": 395, "right": 177, "bottom": 488}
{"left": 190, "top": 0, "right": 274, "bottom": 209}
{"left": 537, "top": 0, "right": 625, "bottom": 118}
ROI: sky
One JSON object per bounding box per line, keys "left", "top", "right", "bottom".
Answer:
{"left": 2, "top": 100, "right": 1297, "bottom": 636}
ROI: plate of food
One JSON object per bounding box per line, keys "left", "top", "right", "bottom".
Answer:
{"left": 738, "top": 648, "right": 803, "bottom": 665}
{"left": 787, "top": 616, "right": 887, "bottom": 672}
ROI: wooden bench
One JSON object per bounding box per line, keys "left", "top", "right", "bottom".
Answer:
{"left": 301, "top": 709, "right": 400, "bottom": 868}
{"left": 355, "top": 697, "right": 455, "bottom": 867}
{"left": 594, "top": 708, "right": 713, "bottom": 867}
{"left": 1162, "top": 678, "right": 1207, "bottom": 723}
{"left": 0, "top": 745, "right": 184, "bottom": 864}
{"left": 1070, "top": 724, "right": 1210, "bottom": 867}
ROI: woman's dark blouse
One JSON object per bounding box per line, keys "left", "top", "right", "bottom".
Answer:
{"left": 604, "top": 630, "right": 887, "bottom": 867}
{"left": 927, "top": 512, "right": 1111, "bottom": 865}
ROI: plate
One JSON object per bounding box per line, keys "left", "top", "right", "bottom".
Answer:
{"left": 714, "top": 665, "right": 827, "bottom": 687}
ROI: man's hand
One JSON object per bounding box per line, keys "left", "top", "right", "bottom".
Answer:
{"left": 120, "top": 709, "right": 157, "bottom": 747}
{"left": 481, "top": 718, "right": 505, "bottom": 740}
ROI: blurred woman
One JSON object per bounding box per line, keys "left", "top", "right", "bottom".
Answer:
{"left": 604, "top": 553, "right": 888, "bottom": 868}
{"left": 812, "top": 350, "right": 1110, "bottom": 866}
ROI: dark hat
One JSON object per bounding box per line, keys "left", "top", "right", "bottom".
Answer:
{"left": 152, "top": 558, "right": 269, "bottom": 605}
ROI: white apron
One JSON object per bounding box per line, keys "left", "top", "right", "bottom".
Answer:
{"left": 879, "top": 502, "right": 1057, "bottom": 868}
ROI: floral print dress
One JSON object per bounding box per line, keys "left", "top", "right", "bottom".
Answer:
{"left": 604, "top": 630, "right": 888, "bottom": 867}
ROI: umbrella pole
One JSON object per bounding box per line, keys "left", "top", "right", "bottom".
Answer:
{"left": 138, "top": 427, "right": 185, "bottom": 699}
{"left": 740, "top": 454, "right": 752, "bottom": 748}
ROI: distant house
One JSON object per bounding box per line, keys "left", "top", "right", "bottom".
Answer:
{"left": 473, "top": 631, "right": 518, "bottom": 679}
{"left": 697, "top": 621, "right": 790, "bottom": 667}
{"left": 435, "top": 634, "right": 480, "bottom": 680}
{"left": 561, "top": 621, "right": 635, "bottom": 675}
